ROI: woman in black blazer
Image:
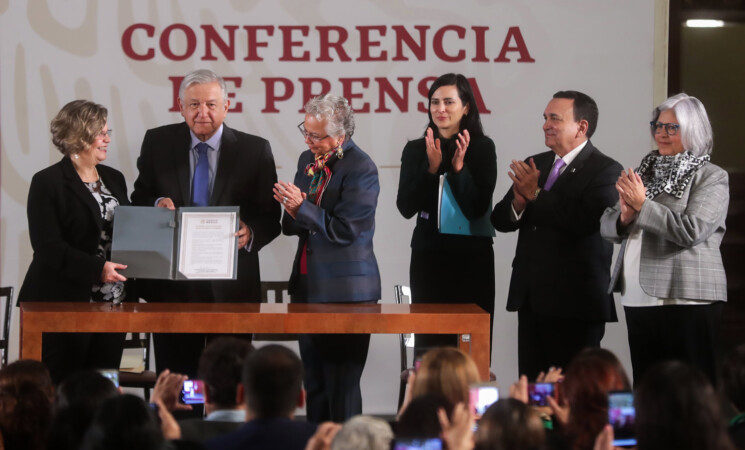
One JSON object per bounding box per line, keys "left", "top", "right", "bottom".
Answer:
{"left": 18, "top": 100, "right": 132, "bottom": 384}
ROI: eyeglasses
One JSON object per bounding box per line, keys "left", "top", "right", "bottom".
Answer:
{"left": 98, "top": 129, "right": 112, "bottom": 138}
{"left": 650, "top": 121, "right": 680, "bottom": 136}
{"left": 297, "top": 122, "right": 329, "bottom": 143}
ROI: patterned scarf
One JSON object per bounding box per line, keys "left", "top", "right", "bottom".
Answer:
{"left": 304, "top": 147, "right": 341, "bottom": 204}
{"left": 637, "top": 150, "right": 710, "bottom": 199}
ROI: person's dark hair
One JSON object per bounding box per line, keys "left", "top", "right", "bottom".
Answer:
{"left": 47, "top": 370, "right": 119, "bottom": 450}
{"left": 0, "top": 360, "right": 54, "bottom": 450}
{"left": 722, "top": 343, "right": 745, "bottom": 412}
{"left": 637, "top": 361, "right": 735, "bottom": 450}
{"left": 79, "top": 394, "right": 164, "bottom": 450}
{"left": 552, "top": 90, "right": 599, "bottom": 138}
{"left": 198, "top": 337, "right": 253, "bottom": 409}
{"left": 242, "top": 344, "right": 303, "bottom": 418}
{"left": 395, "top": 393, "right": 454, "bottom": 439}
{"left": 426, "top": 73, "right": 485, "bottom": 139}
{"left": 561, "top": 348, "right": 630, "bottom": 450}
{"left": 474, "top": 398, "right": 545, "bottom": 450}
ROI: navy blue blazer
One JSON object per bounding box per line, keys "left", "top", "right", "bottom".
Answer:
{"left": 283, "top": 138, "right": 381, "bottom": 303}
{"left": 491, "top": 141, "right": 622, "bottom": 322}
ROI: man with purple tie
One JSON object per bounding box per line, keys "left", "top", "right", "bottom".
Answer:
{"left": 491, "top": 91, "right": 623, "bottom": 379}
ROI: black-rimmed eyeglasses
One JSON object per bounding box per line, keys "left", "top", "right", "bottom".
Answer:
{"left": 650, "top": 121, "right": 680, "bottom": 136}
{"left": 297, "top": 122, "right": 329, "bottom": 143}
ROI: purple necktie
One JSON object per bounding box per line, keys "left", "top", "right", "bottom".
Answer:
{"left": 543, "top": 159, "right": 566, "bottom": 191}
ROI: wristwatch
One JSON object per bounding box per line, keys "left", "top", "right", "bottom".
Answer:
{"left": 532, "top": 187, "right": 541, "bottom": 201}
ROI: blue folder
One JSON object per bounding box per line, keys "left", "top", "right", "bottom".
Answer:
{"left": 438, "top": 174, "right": 496, "bottom": 237}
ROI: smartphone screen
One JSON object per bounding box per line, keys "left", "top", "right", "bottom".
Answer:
{"left": 469, "top": 383, "right": 499, "bottom": 416}
{"left": 180, "top": 379, "right": 205, "bottom": 405}
{"left": 528, "top": 382, "right": 554, "bottom": 406}
{"left": 392, "top": 438, "right": 443, "bottom": 450}
{"left": 98, "top": 369, "right": 119, "bottom": 388}
{"left": 608, "top": 391, "right": 636, "bottom": 447}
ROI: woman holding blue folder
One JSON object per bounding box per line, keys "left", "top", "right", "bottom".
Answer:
{"left": 396, "top": 73, "right": 497, "bottom": 353}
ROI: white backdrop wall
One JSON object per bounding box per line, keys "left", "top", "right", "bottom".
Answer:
{"left": 1, "top": 1, "right": 658, "bottom": 414}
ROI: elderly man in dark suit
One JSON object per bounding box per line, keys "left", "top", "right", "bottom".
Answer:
{"left": 492, "top": 90, "right": 623, "bottom": 379}
{"left": 131, "top": 69, "right": 281, "bottom": 379}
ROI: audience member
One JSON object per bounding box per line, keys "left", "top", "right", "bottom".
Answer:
{"left": 722, "top": 344, "right": 745, "bottom": 449}
{"left": 305, "top": 422, "right": 343, "bottom": 450}
{"left": 79, "top": 394, "right": 164, "bottom": 450}
{"left": 0, "top": 360, "right": 54, "bottom": 450}
{"left": 403, "top": 347, "right": 480, "bottom": 415}
{"left": 178, "top": 337, "right": 253, "bottom": 442}
{"left": 330, "top": 415, "right": 393, "bottom": 450}
{"left": 539, "top": 348, "right": 630, "bottom": 450}
{"left": 474, "top": 398, "right": 545, "bottom": 450}
{"left": 634, "top": 361, "right": 735, "bottom": 450}
{"left": 395, "top": 393, "right": 453, "bottom": 439}
{"left": 47, "top": 370, "right": 119, "bottom": 450}
{"left": 205, "top": 344, "right": 317, "bottom": 450}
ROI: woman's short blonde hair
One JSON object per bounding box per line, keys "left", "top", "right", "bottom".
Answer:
{"left": 50, "top": 100, "right": 108, "bottom": 156}
{"left": 412, "top": 347, "right": 481, "bottom": 406}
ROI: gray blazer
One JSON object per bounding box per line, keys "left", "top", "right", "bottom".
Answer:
{"left": 600, "top": 162, "right": 729, "bottom": 301}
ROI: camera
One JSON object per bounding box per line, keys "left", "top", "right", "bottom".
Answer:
{"left": 392, "top": 438, "right": 443, "bottom": 450}
{"left": 527, "top": 382, "right": 556, "bottom": 407}
{"left": 469, "top": 382, "right": 499, "bottom": 416}
{"left": 98, "top": 369, "right": 120, "bottom": 388}
{"left": 180, "top": 379, "right": 205, "bottom": 405}
{"left": 608, "top": 390, "right": 636, "bottom": 447}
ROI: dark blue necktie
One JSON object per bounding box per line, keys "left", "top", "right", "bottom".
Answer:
{"left": 192, "top": 142, "right": 210, "bottom": 206}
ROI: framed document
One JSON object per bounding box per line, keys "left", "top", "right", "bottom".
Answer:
{"left": 111, "top": 206, "right": 239, "bottom": 280}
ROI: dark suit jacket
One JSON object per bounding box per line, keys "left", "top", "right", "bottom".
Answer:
{"left": 178, "top": 418, "right": 242, "bottom": 443}
{"left": 282, "top": 139, "right": 381, "bottom": 302}
{"left": 491, "top": 141, "right": 621, "bottom": 322}
{"left": 131, "top": 122, "right": 281, "bottom": 302}
{"left": 204, "top": 417, "right": 318, "bottom": 450}
{"left": 18, "top": 157, "right": 134, "bottom": 303}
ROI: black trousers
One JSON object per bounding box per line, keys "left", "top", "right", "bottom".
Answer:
{"left": 409, "top": 246, "right": 495, "bottom": 356}
{"left": 292, "top": 275, "right": 373, "bottom": 423}
{"left": 42, "top": 332, "right": 125, "bottom": 385}
{"left": 625, "top": 302, "right": 723, "bottom": 386}
{"left": 517, "top": 306, "right": 605, "bottom": 380}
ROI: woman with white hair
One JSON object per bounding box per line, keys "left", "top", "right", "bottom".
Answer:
{"left": 274, "top": 94, "right": 380, "bottom": 423}
{"left": 600, "top": 93, "right": 729, "bottom": 384}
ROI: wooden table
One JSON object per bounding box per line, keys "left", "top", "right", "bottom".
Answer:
{"left": 20, "top": 302, "right": 492, "bottom": 379}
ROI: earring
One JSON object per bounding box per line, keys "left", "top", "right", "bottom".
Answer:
{"left": 73, "top": 154, "right": 79, "bottom": 160}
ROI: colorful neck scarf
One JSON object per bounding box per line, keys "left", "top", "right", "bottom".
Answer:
{"left": 304, "top": 147, "right": 341, "bottom": 204}
{"left": 637, "top": 150, "right": 710, "bottom": 199}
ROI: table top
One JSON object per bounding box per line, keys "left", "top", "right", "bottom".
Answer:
{"left": 20, "top": 302, "right": 488, "bottom": 316}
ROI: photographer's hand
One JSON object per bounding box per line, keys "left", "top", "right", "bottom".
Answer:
{"left": 151, "top": 369, "right": 192, "bottom": 412}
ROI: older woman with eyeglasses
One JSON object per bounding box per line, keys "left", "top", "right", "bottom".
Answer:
{"left": 273, "top": 94, "right": 380, "bottom": 422}
{"left": 600, "top": 93, "right": 729, "bottom": 385}
{"left": 18, "top": 100, "right": 133, "bottom": 384}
